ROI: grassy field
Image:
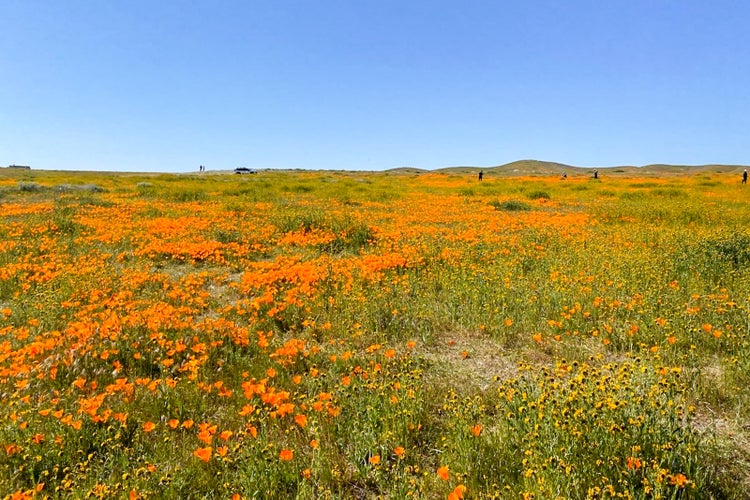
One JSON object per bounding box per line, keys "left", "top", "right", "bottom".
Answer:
{"left": 1, "top": 167, "right": 749, "bottom": 499}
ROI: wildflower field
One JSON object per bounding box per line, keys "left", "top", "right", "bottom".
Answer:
{"left": 1, "top": 167, "right": 750, "bottom": 499}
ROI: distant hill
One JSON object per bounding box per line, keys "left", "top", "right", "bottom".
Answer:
{"left": 639, "top": 164, "right": 746, "bottom": 174}
{"left": 486, "top": 160, "right": 576, "bottom": 175}
{"left": 415, "top": 160, "right": 749, "bottom": 177}
{"left": 384, "top": 167, "right": 429, "bottom": 174}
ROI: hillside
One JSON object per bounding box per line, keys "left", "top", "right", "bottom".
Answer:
{"left": 434, "top": 160, "right": 748, "bottom": 177}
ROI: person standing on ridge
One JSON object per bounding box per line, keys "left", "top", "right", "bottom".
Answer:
{"left": 743, "top": 169, "right": 747, "bottom": 184}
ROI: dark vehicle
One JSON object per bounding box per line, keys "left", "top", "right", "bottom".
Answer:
{"left": 234, "top": 167, "right": 256, "bottom": 175}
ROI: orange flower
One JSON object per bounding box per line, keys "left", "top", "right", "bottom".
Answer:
{"left": 142, "top": 421, "right": 156, "bottom": 433}
{"left": 294, "top": 414, "right": 308, "bottom": 428}
{"left": 279, "top": 448, "right": 294, "bottom": 461}
{"left": 197, "top": 429, "right": 213, "bottom": 445}
{"left": 366, "top": 343, "right": 382, "bottom": 353}
{"left": 5, "top": 443, "right": 21, "bottom": 456}
{"left": 168, "top": 419, "right": 179, "bottom": 429}
{"left": 437, "top": 465, "right": 450, "bottom": 481}
{"left": 626, "top": 456, "right": 642, "bottom": 470}
{"left": 669, "top": 473, "right": 688, "bottom": 487}
{"left": 369, "top": 454, "right": 381, "bottom": 465}
{"left": 193, "top": 447, "right": 212, "bottom": 462}
{"left": 470, "top": 424, "right": 482, "bottom": 437}
{"left": 393, "top": 446, "right": 405, "bottom": 458}
{"left": 448, "top": 484, "right": 467, "bottom": 500}
{"left": 239, "top": 404, "right": 256, "bottom": 417}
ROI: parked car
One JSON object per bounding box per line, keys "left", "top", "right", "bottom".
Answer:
{"left": 234, "top": 167, "right": 256, "bottom": 174}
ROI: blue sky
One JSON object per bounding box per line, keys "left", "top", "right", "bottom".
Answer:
{"left": 2, "top": 1, "right": 749, "bottom": 172}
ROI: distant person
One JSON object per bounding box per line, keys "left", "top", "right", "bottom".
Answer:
{"left": 478, "top": 171, "right": 484, "bottom": 181}
{"left": 593, "top": 169, "right": 599, "bottom": 179}
{"left": 743, "top": 169, "right": 747, "bottom": 184}
{"left": 561, "top": 171, "right": 567, "bottom": 179}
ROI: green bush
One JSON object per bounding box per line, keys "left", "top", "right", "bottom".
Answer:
{"left": 490, "top": 200, "right": 531, "bottom": 211}
{"left": 526, "top": 190, "right": 551, "bottom": 200}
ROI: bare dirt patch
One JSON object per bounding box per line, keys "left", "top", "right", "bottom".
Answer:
{"left": 419, "top": 331, "right": 518, "bottom": 394}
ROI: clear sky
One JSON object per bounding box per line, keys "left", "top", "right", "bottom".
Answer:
{"left": 2, "top": 0, "right": 749, "bottom": 172}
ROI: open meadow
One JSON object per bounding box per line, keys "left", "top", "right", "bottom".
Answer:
{"left": 2, "top": 167, "right": 750, "bottom": 499}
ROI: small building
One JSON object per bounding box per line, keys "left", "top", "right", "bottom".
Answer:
{"left": 7, "top": 164, "right": 31, "bottom": 169}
